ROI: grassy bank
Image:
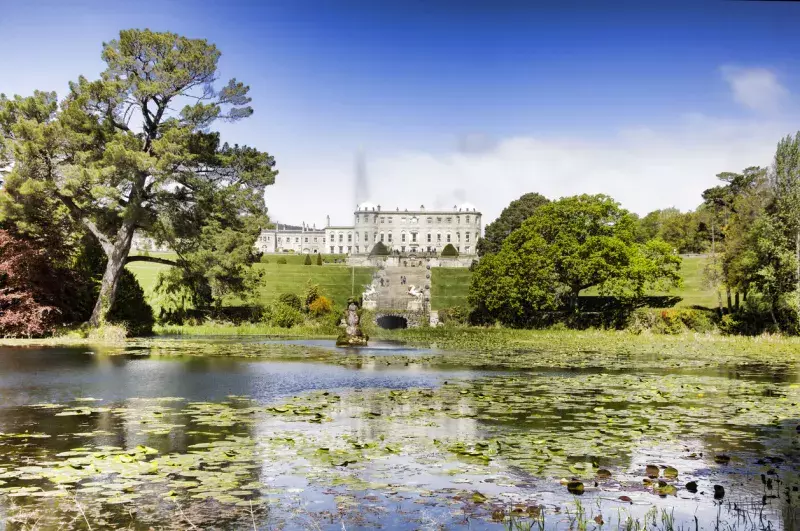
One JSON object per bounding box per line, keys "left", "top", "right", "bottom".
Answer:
{"left": 154, "top": 322, "right": 339, "bottom": 337}
{"left": 126, "top": 252, "right": 374, "bottom": 311}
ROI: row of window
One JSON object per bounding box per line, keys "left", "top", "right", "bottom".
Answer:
{"left": 327, "top": 245, "right": 473, "bottom": 254}
{"left": 356, "top": 215, "right": 479, "bottom": 225}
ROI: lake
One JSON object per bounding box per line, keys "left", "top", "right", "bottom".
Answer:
{"left": 0, "top": 337, "right": 797, "bottom": 529}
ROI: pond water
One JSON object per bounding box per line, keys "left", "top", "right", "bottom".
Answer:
{"left": 0, "top": 338, "right": 797, "bottom": 529}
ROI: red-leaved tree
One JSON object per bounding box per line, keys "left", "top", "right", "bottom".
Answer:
{"left": 0, "top": 230, "right": 69, "bottom": 336}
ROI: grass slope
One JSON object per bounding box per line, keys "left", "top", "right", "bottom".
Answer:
{"left": 431, "top": 255, "right": 719, "bottom": 310}
{"left": 127, "top": 252, "right": 373, "bottom": 310}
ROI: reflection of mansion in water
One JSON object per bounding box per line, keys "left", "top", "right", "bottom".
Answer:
{"left": 255, "top": 203, "right": 482, "bottom": 256}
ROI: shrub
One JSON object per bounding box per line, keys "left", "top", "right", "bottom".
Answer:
{"left": 267, "top": 302, "right": 305, "bottom": 328}
{"left": 262, "top": 257, "right": 270, "bottom": 264}
{"left": 304, "top": 254, "right": 312, "bottom": 265}
{"left": 438, "top": 305, "right": 470, "bottom": 325}
{"left": 308, "top": 295, "right": 333, "bottom": 317}
{"left": 107, "top": 269, "right": 155, "bottom": 336}
{"left": 441, "top": 244, "right": 459, "bottom": 257}
{"left": 278, "top": 292, "right": 302, "bottom": 310}
{"left": 370, "top": 242, "right": 390, "bottom": 256}
{"left": 316, "top": 253, "right": 323, "bottom": 266}
{"left": 304, "top": 283, "right": 321, "bottom": 309}
{"left": 626, "top": 308, "right": 715, "bottom": 335}
{"left": 276, "top": 257, "right": 288, "bottom": 264}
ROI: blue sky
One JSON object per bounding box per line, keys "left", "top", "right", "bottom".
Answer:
{"left": 2, "top": 0, "right": 799, "bottom": 226}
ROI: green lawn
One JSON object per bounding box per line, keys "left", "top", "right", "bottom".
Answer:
{"left": 127, "top": 252, "right": 373, "bottom": 310}
{"left": 430, "top": 268, "right": 472, "bottom": 310}
{"left": 431, "top": 255, "right": 719, "bottom": 311}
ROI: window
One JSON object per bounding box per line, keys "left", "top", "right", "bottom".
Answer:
{"left": 277, "top": 237, "right": 281, "bottom": 243}
{"left": 364, "top": 232, "right": 368, "bottom": 242}
{"left": 339, "top": 246, "right": 343, "bottom": 253}
{"left": 456, "top": 232, "right": 460, "bottom": 242}
{"left": 456, "top": 216, "right": 460, "bottom": 224}
{"left": 402, "top": 233, "right": 406, "bottom": 242}
{"left": 437, "top": 217, "right": 442, "bottom": 223}
{"left": 401, "top": 217, "right": 406, "bottom": 223}
{"left": 388, "top": 233, "right": 393, "bottom": 242}
{"left": 447, "top": 234, "right": 451, "bottom": 243}
{"left": 355, "top": 246, "right": 359, "bottom": 253}
{"left": 356, "top": 215, "right": 359, "bottom": 223}
{"left": 437, "top": 233, "right": 442, "bottom": 242}
{"left": 347, "top": 234, "right": 352, "bottom": 242}
{"left": 313, "top": 237, "right": 318, "bottom": 242}
{"left": 338, "top": 234, "right": 343, "bottom": 243}
{"left": 466, "top": 216, "right": 470, "bottom": 224}
{"left": 347, "top": 246, "right": 352, "bottom": 253}
{"left": 380, "top": 217, "right": 385, "bottom": 224}
{"left": 388, "top": 217, "right": 393, "bottom": 224}
{"left": 374, "top": 215, "right": 378, "bottom": 223}
{"left": 412, "top": 233, "right": 417, "bottom": 242}
{"left": 295, "top": 237, "right": 299, "bottom": 243}
{"left": 401, "top": 246, "right": 406, "bottom": 252}
{"left": 426, "top": 217, "right": 432, "bottom": 224}
{"left": 373, "top": 232, "right": 377, "bottom": 242}
{"left": 475, "top": 232, "right": 479, "bottom": 241}
{"left": 330, "top": 246, "right": 335, "bottom": 253}
{"left": 466, "top": 233, "right": 470, "bottom": 242}
{"left": 427, "top": 234, "right": 431, "bottom": 243}
{"left": 380, "top": 233, "right": 385, "bottom": 242}
{"left": 465, "top": 246, "right": 471, "bottom": 253}
{"left": 304, "top": 237, "right": 308, "bottom": 242}
{"left": 446, "top": 217, "right": 452, "bottom": 224}
{"left": 411, "top": 216, "right": 418, "bottom": 224}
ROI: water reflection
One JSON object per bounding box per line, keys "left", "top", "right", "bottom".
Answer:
{"left": 0, "top": 341, "right": 796, "bottom": 529}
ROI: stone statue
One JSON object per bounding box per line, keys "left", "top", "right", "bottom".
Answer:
{"left": 336, "top": 298, "right": 368, "bottom": 347}
{"left": 363, "top": 283, "right": 377, "bottom": 301}
{"left": 407, "top": 285, "right": 424, "bottom": 301}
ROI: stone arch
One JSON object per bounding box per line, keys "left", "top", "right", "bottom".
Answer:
{"left": 376, "top": 314, "right": 408, "bottom": 330}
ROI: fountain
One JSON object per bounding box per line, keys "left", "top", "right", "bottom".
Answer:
{"left": 336, "top": 297, "right": 369, "bottom": 347}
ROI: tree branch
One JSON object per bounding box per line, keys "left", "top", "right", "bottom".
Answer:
{"left": 125, "top": 255, "right": 178, "bottom": 266}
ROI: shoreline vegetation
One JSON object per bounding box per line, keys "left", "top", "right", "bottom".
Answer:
{"left": 5, "top": 323, "right": 800, "bottom": 359}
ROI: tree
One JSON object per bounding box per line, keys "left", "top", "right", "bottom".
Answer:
{"left": 370, "top": 242, "right": 389, "bottom": 256}
{"left": 304, "top": 254, "right": 312, "bottom": 265}
{"left": 469, "top": 194, "right": 681, "bottom": 319}
{"left": 0, "top": 29, "right": 276, "bottom": 326}
{"left": 316, "top": 253, "right": 323, "bottom": 266}
{"left": 477, "top": 192, "right": 549, "bottom": 256}
{"left": 770, "top": 133, "right": 800, "bottom": 311}
{"left": 441, "top": 243, "right": 459, "bottom": 257}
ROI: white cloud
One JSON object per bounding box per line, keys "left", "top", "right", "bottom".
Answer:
{"left": 721, "top": 66, "right": 788, "bottom": 114}
{"left": 266, "top": 69, "right": 795, "bottom": 229}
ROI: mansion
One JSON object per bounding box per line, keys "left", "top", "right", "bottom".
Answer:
{"left": 256, "top": 203, "right": 483, "bottom": 256}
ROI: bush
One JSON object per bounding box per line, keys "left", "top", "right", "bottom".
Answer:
{"left": 626, "top": 308, "right": 715, "bottom": 335}
{"left": 304, "top": 283, "right": 321, "bottom": 309}
{"left": 308, "top": 295, "right": 333, "bottom": 317}
{"left": 304, "top": 254, "right": 312, "bottom": 265}
{"left": 276, "top": 257, "right": 287, "bottom": 264}
{"left": 438, "top": 305, "right": 470, "bottom": 325}
{"left": 262, "top": 257, "right": 270, "bottom": 264}
{"left": 441, "top": 243, "right": 459, "bottom": 257}
{"left": 369, "top": 242, "right": 390, "bottom": 256}
{"left": 266, "top": 302, "right": 305, "bottom": 328}
{"left": 107, "top": 269, "right": 155, "bottom": 336}
{"left": 278, "top": 292, "right": 302, "bottom": 310}
{"left": 316, "top": 253, "right": 323, "bottom": 266}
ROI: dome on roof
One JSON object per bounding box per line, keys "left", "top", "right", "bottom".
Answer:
{"left": 458, "top": 202, "right": 477, "bottom": 212}
{"left": 357, "top": 202, "right": 378, "bottom": 211}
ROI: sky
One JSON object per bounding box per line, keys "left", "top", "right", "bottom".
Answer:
{"left": 1, "top": 0, "right": 799, "bottom": 228}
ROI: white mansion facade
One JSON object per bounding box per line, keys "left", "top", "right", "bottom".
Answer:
{"left": 256, "top": 202, "right": 482, "bottom": 256}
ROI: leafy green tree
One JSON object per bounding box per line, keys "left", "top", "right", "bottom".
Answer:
{"left": 0, "top": 29, "right": 276, "bottom": 325}
{"left": 469, "top": 194, "right": 681, "bottom": 320}
{"left": 316, "top": 253, "right": 323, "bottom": 266}
{"left": 304, "top": 254, "right": 312, "bottom": 265}
{"left": 477, "top": 192, "right": 549, "bottom": 256}
{"left": 771, "top": 133, "right": 800, "bottom": 309}
{"left": 440, "top": 243, "right": 459, "bottom": 257}
{"left": 370, "top": 242, "right": 389, "bottom": 256}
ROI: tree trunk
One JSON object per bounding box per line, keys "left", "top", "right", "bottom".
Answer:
{"left": 726, "top": 287, "right": 732, "bottom": 314}
{"left": 734, "top": 291, "right": 740, "bottom": 311}
{"left": 89, "top": 221, "right": 136, "bottom": 326}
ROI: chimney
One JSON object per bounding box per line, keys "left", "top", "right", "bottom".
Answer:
{"left": 326, "top": 215, "right": 330, "bottom": 227}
